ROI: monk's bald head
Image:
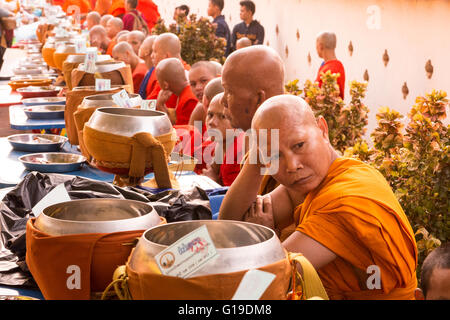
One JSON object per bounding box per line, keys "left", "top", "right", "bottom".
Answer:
{"left": 156, "top": 57, "right": 188, "bottom": 94}
{"left": 221, "top": 45, "right": 285, "bottom": 130}
{"left": 86, "top": 12, "right": 101, "bottom": 30}
{"left": 204, "top": 77, "right": 224, "bottom": 102}
{"left": 151, "top": 33, "right": 182, "bottom": 66}
{"left": 89, "top": 25, "right": 109, "bottom": 51}
{"left": 106, "top": 17, "right": 124, "bottom": 39}
{"left": 127, "top": 30, "right": 146, "bottom": 55}
{"left": 89, "top": 25, "right": 107, "bottom": 37}
{"left": 139, "top": 35, "right": 157, "bottom": 68}
{"left": 316, "top": 31, "right": 337, "bottom": 50}
{"left": 210, "top": 61, "right": 223, "bottom": 76}
{"left": 100, "top": 14, "right": 113, "bottom": 28}
{"left": 236, "top": 37, "right": 252, "bottom": 50}
{"left": 112, "top": 41, "right": 137, "bottom": 65}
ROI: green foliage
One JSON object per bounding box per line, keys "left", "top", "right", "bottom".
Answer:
{"left": 284, "top": 79, "right": 303, "bottom": 96}
{"left": 152, "top": 14, "right": 226, "bottom": 65}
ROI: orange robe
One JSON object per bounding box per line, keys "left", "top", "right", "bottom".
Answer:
{"left": 106, "top": 38, "right": 117, "bottom": 56}
{"left": 132, "top": 62, "right": 148, "bottom": 94}
{"left": 62, "top": 0, "right": 92, "bottom": 14}
{"left": 94, "top": 0, "right": 112, "bottom": 15}
{"left": 109, "top": 0, "right": 126, "bottom": 17}
{"left": 174, "top": 85, "right": 198, "bottom": 125}
{"left": 293, "top": 157, "right": 418, "bottom": 300}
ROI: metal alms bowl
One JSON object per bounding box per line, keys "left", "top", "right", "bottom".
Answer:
{"left": 129, "top": 220, "right": 286, "bottom": 277}
{"left": 81, "top": 92, "right": 142, "bottom": 109}
{"left": 34, "top": 199, "right": 161, "bottom": 236}
{"left": 19, "top": 152, "right": 86, "bottom": 173}
{"left": 85, "top": 107, "right": 173, "bottom": 138}
{"left": 8, "top": 133, "right": 68, "bottom": 152}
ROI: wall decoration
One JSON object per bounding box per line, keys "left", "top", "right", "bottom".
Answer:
{"left": 402, "top": 82, "right": 409, "bottom": 99}
{"left": 363, "top": 69, "right": 369, "bottom": 82}
{"left": 348, "top": 41, "right": 354, "bottom": 56}
{"left": 425, "top": 60, "right": 434, "bottom": 79}
{"left": 383, "top": 49, "right": 389, "bottom": 67}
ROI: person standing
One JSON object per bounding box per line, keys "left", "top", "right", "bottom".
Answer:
{"left": 207, "top": 0, "right": 231, "bottom": 57}
{"left": 230, "top": 1, "right": 264, "bottom": 52}
{"left": 122, "top": 0, "right": 149, "bottom": 35}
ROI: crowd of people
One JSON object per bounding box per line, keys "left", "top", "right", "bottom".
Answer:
{"left": 0, "top": 0, "right": 448, "bottom": 300}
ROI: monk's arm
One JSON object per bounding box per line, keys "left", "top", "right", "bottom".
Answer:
{"left": 283, "top": 231, "right": 337, "bottom": 271}
{"left": 218, "top": 158, "right": 264, "bottom": 221}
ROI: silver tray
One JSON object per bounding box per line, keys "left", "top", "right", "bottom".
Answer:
{"left": 7, "top": 134, "right": 68, "bottom": 152}
{"left": 21, "top": 96, "right": 66, "bottom": 106}
{"left": 19, "top": 153, "right": 86, "bottom": 173}
{"left": 23, "top": 104, "right": 65, "bottom": 119}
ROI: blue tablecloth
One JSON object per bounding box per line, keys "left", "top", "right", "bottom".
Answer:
{"left": 9, "top": 105, "right": 66, "bottom": 130}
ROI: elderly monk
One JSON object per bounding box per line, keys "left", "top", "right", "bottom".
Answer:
{"left": 219, "top": 94, "right": 418, "bottom": 300}
{"left": 106, "top": 17, "right": 124, "bottom": 55}
{"left": 127, "top": 30, "right": 146, "bottom": 56}
{"left": 221, "top": 45, "right": 285, "bottom": 196}
{"left": 188, "top": 63, "right": 222, "bottom": 128}
{"left": 315, "top": 31, "right": 345, "bottom": 99}
{"left": 138, "top": 35, "right": 157, "bottom": 99}
{"left": 89, "top": 25, "right": 111, "bottom": 54}
{"left": 86, "top": 12, "right": 101, "bottom": 30}
{"left": 155, "top": 58, "right": 198, "bottom": 125}
{"left": 146, "top": 33, "right": 190, "bottom": 102}
{"left": 100, "top": 14, "right": 114, "bottom": 28}
{"left": 112, "top": 42, "right": 148, "bottom": 94}
{"left": 236, "top": 37, "right": 252, "bottom": 50}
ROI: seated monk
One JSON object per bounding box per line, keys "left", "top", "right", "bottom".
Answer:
{"left": 86, "top": 12, "right": 101, "bottom": 30}
{"left": 155, "top": 58, "right": 198, "bottom": 125}
{"left": 236, "top": 37, "right": 252, "bottom": 50}
{"left": 138, "top": 35, "right": 157, "bottom": 99}
{"left": 116, "top": 31, "right": 130, "bottom": 43}
{"left": 112, "top": 42, "right": 148, "bottom": 94}
{"left": 100, "top": 14, "right": 114, "bottom": 28}
{"left": 188, "top": 61, "right": 221, "bottom": 127}
{"left": 193, "top": 77, "right": 224, "bottom": 133}
{"left": 219, "top": 95, "right": 418, "bottom": 300}
{"left": 146, "top": 33, "right": 191, "bottom": 106}
{"left": 106, "top": 18, "right": 124, "bottom": 55}
{"left": 89, "top": 25, "right": 111, "bottom": 54}
{"left": 127, "top": 30, "right": 146, "bottom": 56}
{"left": 200, "top": 93, "right": 244, "bottom": 187}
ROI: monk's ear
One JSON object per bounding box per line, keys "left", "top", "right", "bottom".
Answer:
{"left": 255, "top": 90, "right": 266, "bottom": 108}
{"left": 414, "top": 288, "right": 425, "bottom": 300}
{"left": 317, "top": 116, "right": 329, "bottom": 141}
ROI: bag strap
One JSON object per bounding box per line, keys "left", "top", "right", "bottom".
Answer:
{"left": 288, "top": 252, "right": 329, "bottom": 300}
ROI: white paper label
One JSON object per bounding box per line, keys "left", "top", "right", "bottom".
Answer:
{"left": 31, "top": 183, "right": 71, "bottom": 217}
{"left": 155, "top": 225, "right": 219, "bottom": 279}
{"left": 141, "top": 99, "right": 157, "bottom": 110}
{"left": 74, "top": 39, "right": 87, "bottom": 54}
{"left": 95, "top": 79, "right": 111, "bottom": 92}
{"left": 112, "top": 89, "right": 133, "bottom": 108}
{"left": 82, "top": 48, "right": 97, "bottom": 74}
{"left": 232, "top": 269, "right": 276, "bottom": 300}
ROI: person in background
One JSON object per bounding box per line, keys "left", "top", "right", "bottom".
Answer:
{"left": 123, "top": 0, "right": 149, "bottom": 35}
{"left": 86, "top": 12, "right": 101, "bottom": 30}
{"left": 236, "top": 36, "right": 252, "bottom": 50}
{"left": 315, "top": 31, "right": 346, "bottom": 99}
{"left": 138, "top": 35, "right": 157, "bottom": 99}
{"left": 415, "top": 243, "right": 450, "bottom": 300}
{"left": 112, "top": 41, "right": 148, "bottom": 94}
{"left": 89, "top": 25, "right": 111, "bottom": 54}
{"left": 127, "top": 30, "right": 145, "bottom": 55}
{"left": 100, "top": 14, "right": 114, "bottom": 28}
{"left": 207, "top": 0, "right": 231, "bottom": 57}
{"left": 230, "top": 1, "right": 264, "bottom": 52}
{"left": 106, "top": 17, "right": 124, "bottom": 55}
{"left": 155, "top": 58, "right": 198, "bottom": 125}
{"left": 0, "top": 7, "right": 13, "bottom": 70}
{"left": 173, "top": 4, "right": 190, "bottom": 22}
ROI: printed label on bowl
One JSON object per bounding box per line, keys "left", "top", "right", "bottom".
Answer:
{"left": 74, "top": 39, "right": 87, "bottom": 54}
{"left": 141, "top": 99, "right": 157, "bottom": 110}
{"left": 155, "top": 225, "right": 219, "bottom": 279}
{"left": 112, "top": 89, "right": 133, "bottom": 108}
{"left": 95, "top": 79, "right": 111, "bottom": 92}
{"left": 82, "top": 48, "right": 97, "bottom": 74}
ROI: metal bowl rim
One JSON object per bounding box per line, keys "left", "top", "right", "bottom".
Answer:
{"left": 94, "top": 107, "right": 167, "bottom": 118}
{"left": 18, "top": 152, "right": 87, "bottom": 165}
{"left": 7, "top": 134, "right": 68, "bottom": 145}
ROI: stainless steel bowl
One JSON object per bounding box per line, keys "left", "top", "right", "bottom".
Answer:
{"left": 23, "top": 104, "right": 65, "bottom": 119}
{"left": 8, "top": 134, "right": 68, "bottom": 152}
{"left": 35, "top": 199, "right": 161, "bottom": 236}
{"left": 21, "top": 97, "right": 66, "bottom": 106}
{"left": 81, "top": 92, "right": 142, "bottom": 108}
{"left": 129, "top": 220, "right": 286, "bottom": 277}
{"left": 66, "top": 54, "right": 112, "bottom": 64}
{"left": 19, "top": 152, "right": 86, "bottom": 173}
{"left": 85, "top": 107, "right": 173, "bottom": 138}
{"left": 77, "top": 61, "right": 126, "bottom": 73}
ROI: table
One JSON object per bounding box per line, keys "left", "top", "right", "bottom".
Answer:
{"left": 9, "top": 105, "right": 66, "bottom": 131}
{"left": 0, "top": 85, "right": 22, "bottom": 108}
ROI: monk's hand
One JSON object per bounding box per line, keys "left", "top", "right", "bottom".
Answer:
{"left": 202, "top": 164, "right": 220, "bottom": 183}
{"left": 156, "top": 89, "right": 173, "bottom": 113}
{"left": 244, "top": 195, "right": 275, "bottom": 230}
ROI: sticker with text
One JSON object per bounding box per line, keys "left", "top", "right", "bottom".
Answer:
{"left": 74, "top": 39, "right": 87, "bottom": 54}
{"left": 141, "top": 99, "right": 157, "bottom": 110}
{"left": 155, "top": 225, "right": 219, "bottom": 279}
{"left": 95, "top": 78, "right": 111, "bottom": 92}
{"left": 232, "top": 269, "right": 276, "bottom": 300}
{"left": 112, "top": 89, "right": 133, "bottom": 108}
{"left": 83, "top": 48, "right": 97, "bottom": 74}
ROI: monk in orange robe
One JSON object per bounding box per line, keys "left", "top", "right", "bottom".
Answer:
{"left": 109, "top": 0, "right": 126, "bottom": 18}
{"left": 219, "top": 95, "right": 418, "bottom": 300}
{"left": 155, "top": 58, "right": 198, "bottom": 126}
{"left": 112, "top": 42, "right": 148, "bottom": 94}
{"left": 94, "top": 0, "right": 112, "bottom": 16}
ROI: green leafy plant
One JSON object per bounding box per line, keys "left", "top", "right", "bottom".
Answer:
{"left": 152, "top": 14, "right": 226, "bottom": 65}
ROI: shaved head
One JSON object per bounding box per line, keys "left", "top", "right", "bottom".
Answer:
{"left": 139, "top": 35, "right": 157, "bottom": 68}
{"left": 221, "top": 45, "right": 285, "bottom": 131}
{"left": 209, "top": 61, "right": 223, "bottom": 76}
{"left": 204, "top": 77, "right": 224, "bottom": 101}
{"left": 236, "top": 37, "right": 252, "bottom": 50}
{"left": 151, "top": 33, "right": 182, "bottom": 67}
{"left": 112, "top": 41, "right": 138, "bottom": 66}
{"left": 106, "top": 17, "right": 124, "bottom": 39}
{"left": 127, "top": 30, "right": 146, "bottom": 55}
{"left": 316, "top": 31, "right": 337, "bottom": 49}
{"left": 100, "top": 14, "right": 113, "bottom": 28}
{"left": 156, "top": 57, "right": 188, "bottom": 94}
{"left": 189, "top": 61, "right": 220, "bottom": 100}
{"left": 86, "top": 12, "right": 101, "bottom": 30}
{"left": 89, "top": 25, "right": 110, "bottom": 52}
{"left": 112, "top": 41, "right": 134, "bottom": 56}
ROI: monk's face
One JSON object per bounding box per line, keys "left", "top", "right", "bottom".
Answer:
{"left": 113, "top": 50, "right": 131, "bottom": 65}
{"left": 425, "top": 268, "right": 450, "bottom": 300}
{"left": 189, "top": 67, "right": 215, "bottom": 101}
{"left": 127, "top": 34, "right": 143, "bottom": 55}
{"left": 151, "top": 40, "right": 168, "bottom": 68}
{"left": 90, "top": 31, "right": 107, "bottom": 51}
{"left": 256, "top": 115, "right": 332, "bottom": 194}
{"left": 139, "top": 43, "right": 154, "bottom": 69}
{"left": 206, "top": 96, "right": 232, "bottom": 139}
{"left": 106, "top": 20, "right": 120, "bottom": 39}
